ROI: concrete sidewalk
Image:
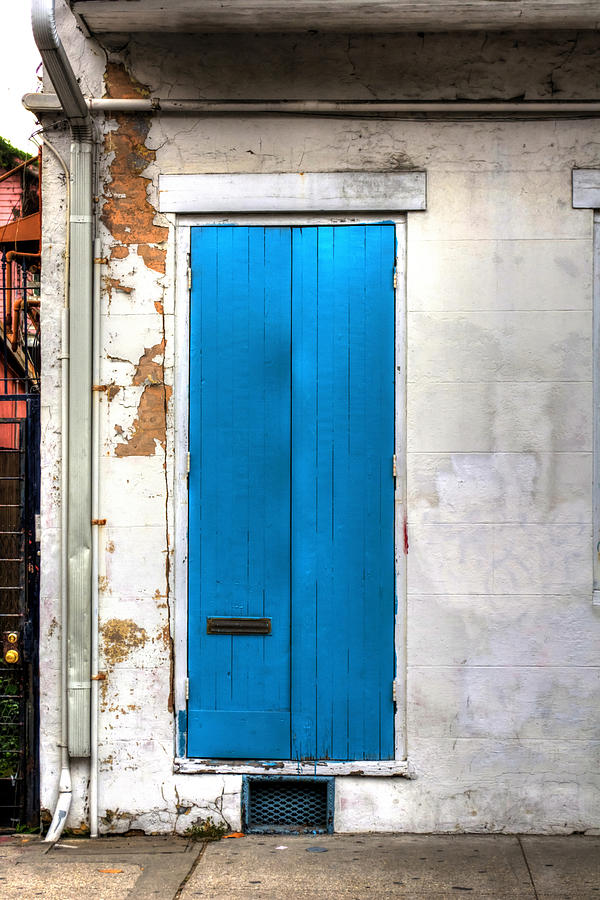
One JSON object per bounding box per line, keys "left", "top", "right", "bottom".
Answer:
{"left": 0, "top": 832, "right": 598, "bottom": 899}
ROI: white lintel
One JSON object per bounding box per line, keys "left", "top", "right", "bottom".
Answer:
{"left": 158, "top": 172, "right": 427, "bottom": 214}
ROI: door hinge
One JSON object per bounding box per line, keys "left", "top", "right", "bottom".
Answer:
{"left": 392, "top": 681, "right": 399, "bottom": 703}
{"left": 392, "top": 454, "right": 397, "bottom": 478}
{"left": 393, "top": 268, "right": 398, "bottom": 290}
{"left": 186, "top": 451, "right": 191, "bottom": 475}
{"left": 185, "top": 678, "right": 189, "bottom": 700}
{"left": 187, "top": 266, "right": 192, "bottom": 291}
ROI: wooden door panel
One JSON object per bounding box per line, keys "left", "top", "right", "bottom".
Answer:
{"left": 290, "top": 225, "right": 396, "bottom": 761}
{"left": 188, "top": 224, "right": 395, "bottom": 761}
{"left": 188, "top": 226, "right": 292, "bottom": 759}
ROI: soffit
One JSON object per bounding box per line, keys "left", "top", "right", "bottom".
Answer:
{"left": 70, "top": 1, "right": 600, "bottom": 33}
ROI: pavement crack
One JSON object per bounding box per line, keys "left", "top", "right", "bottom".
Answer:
{"left": 517, "top": 835, "right": 540, "bottom": 900}
{"left": 172, "top": 841, "right": 207, "bottom": 900}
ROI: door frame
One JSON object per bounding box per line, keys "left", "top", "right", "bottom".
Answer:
{"left": 165, "top": 173, "right": 427, "bottom": 776}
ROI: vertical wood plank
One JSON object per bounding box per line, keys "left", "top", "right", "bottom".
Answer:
{"left": 291, "top": 224, "right": 396, "bottom": 761}
{"left": 188, "top": 226, "right": 292, "bottom": 758}
{"left": 290, "top": 226, "right": 319, "bottom": 759}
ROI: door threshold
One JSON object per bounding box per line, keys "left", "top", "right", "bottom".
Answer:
{"left": 173, "top": 758, "right": 412, "bottom": 777}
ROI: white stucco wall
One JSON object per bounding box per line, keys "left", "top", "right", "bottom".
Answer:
{"left": 38, "top": 6, "right": 600, "bottom": 834}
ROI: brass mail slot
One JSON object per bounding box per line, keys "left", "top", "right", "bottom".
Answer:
{"left": 206, "top": 616, "right": 272, "bottom": 635}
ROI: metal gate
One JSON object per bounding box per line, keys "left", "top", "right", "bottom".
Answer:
{"left": 0, "top": 407, "right": 39, "bottom": 828}
{"left": 0, "top": 250, "right": 41, "bottom": 829}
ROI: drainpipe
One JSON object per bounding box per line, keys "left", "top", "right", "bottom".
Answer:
{"left": 90, "top": 239, "right": 102, "bottom": 839}
{"left": 23, "top": 95, "right": 600, "bottom": 118}
{"left": 32, "top": 0, "right": 94, "bottom": 841}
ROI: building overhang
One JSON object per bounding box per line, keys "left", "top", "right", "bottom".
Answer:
{"left": 70, "top": 0, "right": 600, "bottom": 34}
{"left": 0, "top": 213, "right": 41, "bottom": 245}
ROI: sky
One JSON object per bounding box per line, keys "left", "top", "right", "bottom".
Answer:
{"left": 0, "top": 1, "right": 43, "bottom": 154}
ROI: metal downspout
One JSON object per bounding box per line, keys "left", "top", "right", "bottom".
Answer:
{"left": 31, "top": 0, "right": 94, "bottom": 841}
{"left": 90, "top": 239, "right": 102, "bottom": 839}
{"left": 22, "top": 95, "right": 600, "bottom": 117}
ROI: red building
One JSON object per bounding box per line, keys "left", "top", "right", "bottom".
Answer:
{"left": 0, "top": 139, "right": 40, "bottom": 447}
{"left": 0, "top": 138, "right": 41, "bottom": 829}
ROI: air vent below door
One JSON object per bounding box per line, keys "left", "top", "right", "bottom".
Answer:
{"left": 242, "top": 776, "right": 334, "bottom": 834}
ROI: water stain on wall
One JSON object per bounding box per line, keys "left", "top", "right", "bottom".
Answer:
{"left": 101, "top": 618, "right": 149, "bottom": 665}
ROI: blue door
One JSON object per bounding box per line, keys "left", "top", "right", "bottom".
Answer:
{"left": 188, "top": 225, "right": 395, "bottom": 761}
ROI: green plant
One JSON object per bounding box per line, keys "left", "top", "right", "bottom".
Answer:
{"left": 14, "top": 823, "right": 40, "bottom": 834}
{"left": 184, "top": 817, "right": 229, "bottom": 841}
{"left": 0, "top": 673, "right": 21, "bottom": 778}
{"left": 0, "top": 675, "right": 19, "bottom": 696}
{"left": 0, "top": 698, "right": 19, "bottom": 721}
{"left": 0, "top": 136, "right": 29, "bottom": 171}
{"left": 0, "top": 756, "right": 19, "bottom": 778}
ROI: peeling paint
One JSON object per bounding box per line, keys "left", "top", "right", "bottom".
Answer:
{"left": 133, "top": 340, "right": 165, "bottom": 387}
{"left": 106, "top": 702, "right": 141, "bottom": 714}
{"left": 101, "top": 618, "right": 148, "bottom": 665}
{"left": 102, "top": 63, "right": 167, "bottom": 273}
{"left": 101, "top": 809, "right": 132, "bottom": 828}
{"left": 137, "top": 244, "right": 167, "bottom": 273}
{"left": 100, "top": 754, "right": 114, "bottom": 772}
{"left": 115, "top": 383, "right": 172, "bottom": 456}
{"left": 158, "top": 623, "right": 171, "bottom": 649}
{"left": 114, "top": 340, "right": 172, "bottom": 457}
{"left": 104, "top": 276, "right": 133, "bottom": 298}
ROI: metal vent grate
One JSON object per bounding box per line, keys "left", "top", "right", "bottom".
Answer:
{"left": 242, "top": 776, "right": 334, "bottom": 834}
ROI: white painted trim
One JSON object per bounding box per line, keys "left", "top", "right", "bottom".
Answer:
{"left": 571, "top": 174, "right": 600, "bottom": 606}
{"left": 573, "top": 169, "right": 600, "bottom": 209}
{"left": 394, "top": 219, "right": 408, "bottom": 762}
{"left": 173, "top": 209, "right": 410, "bottom": 770}
{"left": 173, "top": 224, "right": 191, "bottom": 746}
{"left": 174, "top": 758, "right": 412, "bottom": 778}
{"left": 159, "top": 172, "right": 426, "bottom": 214}
{"left": 176, "top": 213, "right": 407, "bottom": 227}
{"left": 594, "top": 210, "right": 600, "bottom": 607}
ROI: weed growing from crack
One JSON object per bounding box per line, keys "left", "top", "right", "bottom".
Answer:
{"left": 184, "top": 816, "right": 229, "bottom": 841}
